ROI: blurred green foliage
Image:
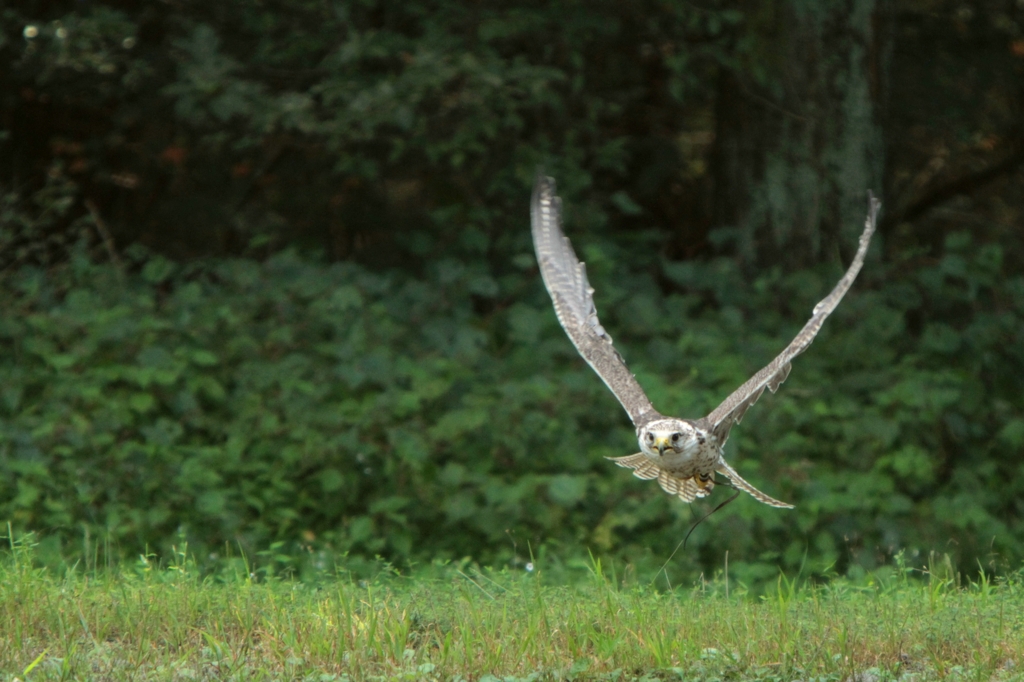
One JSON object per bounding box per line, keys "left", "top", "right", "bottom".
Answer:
{"left": 0, "top": 0, "right": 733, "bottom": 267}
{"left": 1, "top": 231, "right": 1022, "bottom": 583}
{"left": 2, "top": 1, "right": 1024, "bottom": 583}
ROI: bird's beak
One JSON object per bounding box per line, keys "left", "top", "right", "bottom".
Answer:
{"left": 653, "top": 436, "right": 670, "bottom": 455}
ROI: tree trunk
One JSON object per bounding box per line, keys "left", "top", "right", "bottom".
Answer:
{"left": 712, "top": 0, "right": 889, "bottom": 270}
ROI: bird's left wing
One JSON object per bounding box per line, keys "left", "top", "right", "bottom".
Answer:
{"left": 702, "top": 192, "right": 881, "bottom": 445}
{"left": 531, "top": 175, "right": 657, "bottom": 427}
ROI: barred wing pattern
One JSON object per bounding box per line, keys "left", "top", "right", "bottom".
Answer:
{"left": 702, "top": 193, "right": 881, "bottom": 445}
{"left": 531, "top": 176, "right": 657, "bottom": 427}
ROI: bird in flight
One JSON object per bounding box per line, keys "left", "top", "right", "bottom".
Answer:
{"left": 531, "top": 176, "right": 880, "bottom": 508}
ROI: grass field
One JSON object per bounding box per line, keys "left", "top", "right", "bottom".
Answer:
{"left": 1, "top": 539, "right": 1022, "bottom": 681}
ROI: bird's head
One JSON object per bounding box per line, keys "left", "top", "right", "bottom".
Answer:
{"left": 638, "top": 419, "right": 699, "bottom": 458}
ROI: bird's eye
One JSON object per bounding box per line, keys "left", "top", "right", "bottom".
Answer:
{"left": 646, "top": 432, "right": 655, "bottom": 443}
{"left": 671, "top": 433, "right": 680, "bottom": 443}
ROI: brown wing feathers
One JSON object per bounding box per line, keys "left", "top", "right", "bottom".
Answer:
{"left": 531, "top": 176, "right": 658, "bottom": 427}
{"left": 703, "top": 193, "right": 880, "bottom": 444}
{"left": 534, "top": 176, "right": 879, "bottom": 510}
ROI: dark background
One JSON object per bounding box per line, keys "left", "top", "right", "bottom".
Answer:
{"left": 1, "top": 0, "right": 1022, "bottom": 585}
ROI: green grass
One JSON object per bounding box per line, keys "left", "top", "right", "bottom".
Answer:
{"left": 1, "top": 543, "right": 1022, "bottom": 681}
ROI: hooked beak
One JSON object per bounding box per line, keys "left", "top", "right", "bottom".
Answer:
{"left": 653, "top": 436, "right": 670, "bottom": 456}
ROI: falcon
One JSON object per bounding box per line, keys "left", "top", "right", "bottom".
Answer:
{"left": 531, "top": 175, "right": 880, "bottom": 508}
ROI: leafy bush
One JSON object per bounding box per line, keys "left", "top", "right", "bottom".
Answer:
{"left": 1, "top": 1, "right": 730, "bottom": 268}
{"left": 2, "top": 228, "right": 1022, "bottom": 582}
{"left": 3, "top": 1, "right": 1024, "bottom": 588}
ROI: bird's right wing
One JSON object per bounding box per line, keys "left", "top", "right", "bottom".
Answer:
{"left": 532, "top": 175, "right": 658, "bottom": 427}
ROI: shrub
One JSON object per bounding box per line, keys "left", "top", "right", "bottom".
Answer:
{"left": 1, "top": 229, "right": 1022, "bottom": 582}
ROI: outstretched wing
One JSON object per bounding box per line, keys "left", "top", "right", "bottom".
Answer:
{"left": 532, "top": 175, "right": 657, "bottom": 427}
{"left": 703, "top": 192, "right": 881, "bottom": 445}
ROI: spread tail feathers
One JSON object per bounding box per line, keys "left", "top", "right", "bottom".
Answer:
{"left": 609, "top": 453, "right": 707, "bottom": 503}
{"left": 715, "top": 460, "right": 794, "bottom": 509}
